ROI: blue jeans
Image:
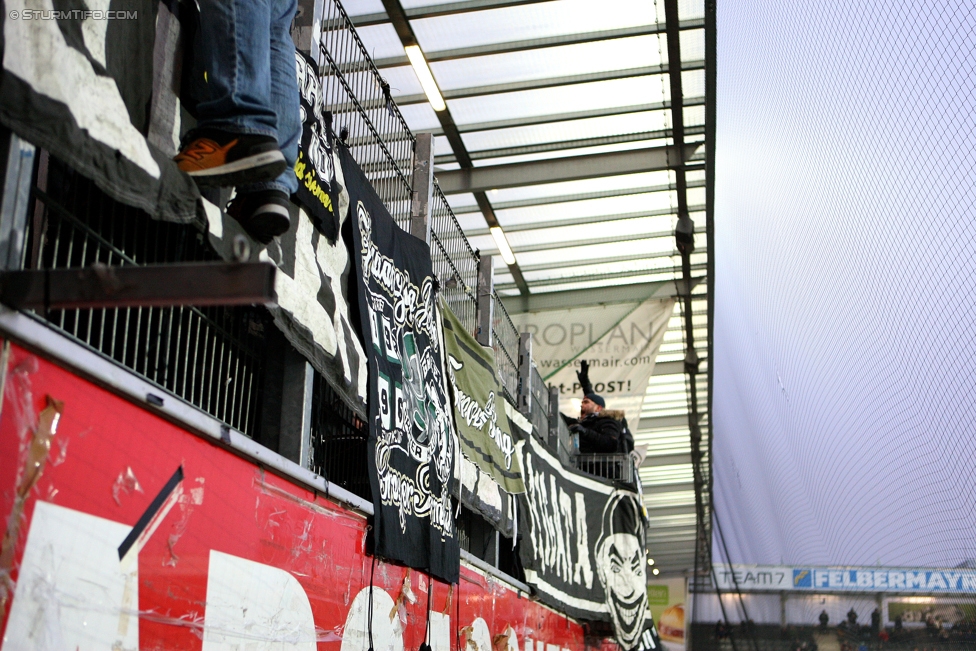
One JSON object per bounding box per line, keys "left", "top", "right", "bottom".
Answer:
{"left": 193, "top": 0, "right": 300, "bottom": 195}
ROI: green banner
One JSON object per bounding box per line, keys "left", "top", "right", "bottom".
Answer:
{"left": 441, "top": 300, "right": 524, "bottom": 494}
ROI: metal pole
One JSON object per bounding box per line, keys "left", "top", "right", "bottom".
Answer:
{"left": 517, "top": 332, "right": 533, "bottom": 417}
{"left": 476, "top": 254, "right": 494, "bottom": 346}
{"left": 410, "top": 132, "right": 435, "bottom": 243}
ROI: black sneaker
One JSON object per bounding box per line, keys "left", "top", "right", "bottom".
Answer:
{"left": 175, "top": 128, "right": 286, "bottom": 187}
{"left": 226, "top": 190, "right": 292, "bottom": 244}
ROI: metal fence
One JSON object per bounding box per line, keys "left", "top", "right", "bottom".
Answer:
{"left": 318, "top": 0, "right": 414, "bottom": 226}
{"left": 316, "top": 0, "right": 480, "bottom": 335}
{"left": 572, "top": 454, "right": 635, "bottom": 483}
{"left": 309, "top": 373, "right": 372, "bottom": 499}
{"left": 430, "top": 182, "right": 479, "bottom": 332}
{"left": 491, "top": 292, "right": 520, "bottom": 403}
{"left": 25, "top": 155, "right": 268, "bottom": 436}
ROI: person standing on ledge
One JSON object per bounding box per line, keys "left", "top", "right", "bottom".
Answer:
{"left": 174, "top": 0, "right": 301, "bottom": 244}
{"left": 571, "top": 393, "right": 623, "bottom": 453}
{"left": 568, "top": 359, "right": 631, "bottom": 454}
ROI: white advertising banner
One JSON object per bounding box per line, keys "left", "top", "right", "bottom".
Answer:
{"left": 714, "top": 564, "right": 976, "bottom": 594}
{"left": 647, "top": 578, "right": 689, "bottom": 651}
{"left": 510, "top": 297, "right": 675, "bottom": 429}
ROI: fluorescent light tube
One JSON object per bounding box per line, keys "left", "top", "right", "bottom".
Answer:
{"left": 404, "top": 45, "right": 446, "bottom": 112}
{"left": 490, "top": 226, "right": 517, "bottom": 265}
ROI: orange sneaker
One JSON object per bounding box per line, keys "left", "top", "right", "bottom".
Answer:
{"left": 174, "top": 129, "right": 286, "bottom": 187}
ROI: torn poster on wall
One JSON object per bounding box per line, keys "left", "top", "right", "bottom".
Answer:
{"left": 342, "top": 145, "right": 459, "bottom": 583}
{"left": 0, "top": 0, "right": 200, "bottom": 223}
{"left": 518, "top": 434, "right": 661, "bottom": 651}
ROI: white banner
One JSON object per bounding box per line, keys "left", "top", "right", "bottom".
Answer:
{"left": 510, "top": 297, "right": 675, "bottom": 429}
{"left": 713, "top": 564, "right": 976, "bottom": 594}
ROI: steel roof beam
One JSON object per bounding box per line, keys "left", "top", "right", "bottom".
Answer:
{"left": 350, "top": 0, "right": 556, "bottom": 26}
{"left": 394, "top": 60, "right": 705, "bottom": 105}
{"left": 637, "top": 414, "right": 700, "bottom": 431}
{"left": 494, "top": 262, "right": 706, "bottom": 291}
{"left": 641, "top": 541, "right": 698, "bottom": 553}
{"left": 512, "top": 249, "right": 683, "bottom": 273}
{"left": 450, "top": 180, "right": 705, "bottom": 214}
{"left": 379, "top": 0, "right": 530, "bottom": 294}
{"left": 429, "top": 98, "right": 706, "bottom": 137}
{"left": 436, "top": 143, "right": 699, "bottom": 194}
{"left": 500, "top": 277, "right": 702, "bottom": 313}
{"left": 481, "top": 226, "right": 704, "bottom": 256}
{"left": 435, "top": 126, "right": 705, "bottom": 165}
{"left": 643, "top": 453, "right": 693, "bottom": 467}
{"left": 371, "top": 20, "right": 705, "bottom": 68}
{"left": 463, "top": 204, "right": 705, "bottom": 237}
{"left": 644, "top": 480, "right": 695, "bottom": 494}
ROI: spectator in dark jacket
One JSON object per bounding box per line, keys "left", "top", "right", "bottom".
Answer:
{"left": 571, "top": 393, "right": 622, "bottom": 453}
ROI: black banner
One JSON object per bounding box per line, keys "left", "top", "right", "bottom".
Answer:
{"left": 293, "top": 50, "right": 339, "bottom": 241}
{"left": 518, "top": 434, "right": 661, "bottom": 651}
{"left": 341, "top": 145, "right": 459, "bottom": 584}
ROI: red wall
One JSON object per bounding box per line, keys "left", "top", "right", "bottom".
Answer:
{"left": 0, "top": 343, "right": 618, "bottom": 651}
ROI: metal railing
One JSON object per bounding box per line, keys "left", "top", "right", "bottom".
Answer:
{"left": 310, "top": 372, "right": 372, "bottom": 500}
{"left": 430, "top": 182, "right": 479, "bottom": 333}
{"left": 573, "top": 453, "right": 635, "bottom": 483}
{"left": 25, "top": 156, "right": 268, "bottom": 436}
{"left": 528, "top": 364, "right": 550, "bottom": 442}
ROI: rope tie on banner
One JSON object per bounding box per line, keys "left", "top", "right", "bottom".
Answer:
{"left": 510, "top": 496, "right": 517, "bottom": 548}
{"left": 420, "top": 572, "right": 433, "bottom": 651}
{"left": 368, "top": 554, "right": 376, "bottom": 651}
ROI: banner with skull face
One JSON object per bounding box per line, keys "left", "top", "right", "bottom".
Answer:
{"left": 518, "top": 434, "right": 661, "bottom": 651}
{"left": 343, "top": 146, "right": 459, "bottom": 583}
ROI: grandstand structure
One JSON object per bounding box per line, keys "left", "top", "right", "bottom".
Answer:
{"left": 331, "top": 0, "right": 715, "bottom": 578}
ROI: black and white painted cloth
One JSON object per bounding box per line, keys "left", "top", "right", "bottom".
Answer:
{"left": 293, "top": 50, "right": 339, "bottom": 242}
{"left": 0, "top": 0, "right": 200, "bottom": 223}
{"left": 341, "top": 145, "right": 459, "bottom": 584}
{"left": 518, "top": 433, "right": 661, "bottom": 651}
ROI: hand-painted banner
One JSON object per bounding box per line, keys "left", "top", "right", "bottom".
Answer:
{"left": 510, "top": 297, "right": 674, "bottom": 430}
{"left": 518, "top": 434, "right": 661, "bottom": 651}
{"left": 442, "top": 300, "right": 524, "bottom": 495}
{"left": 0, "top": 0, "right": 200, "bottom": 223}
{"left": 342, "top": 145, "right": 459, "bottom": 583}
{"left": 294, "top": 50, "right": 339, "bottom": 241}
{"left": 203, "top": 157, "right": 367, "bottom": 418}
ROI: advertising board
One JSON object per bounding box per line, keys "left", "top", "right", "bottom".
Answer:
{"left": 714, "top": 564, "right": 976, "bottom": 594}
{"left": 646, "top": 579, "right": 687, "bottom": 651}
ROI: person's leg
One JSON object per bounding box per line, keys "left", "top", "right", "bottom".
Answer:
{"left": 176, "top": 0, "right": 286, "bottom": 187}
{"left": 238, "top": 0, "right": 300, "bottom": 197}
{"left": 227, "top": 0, "right": 300, "bottom": 243}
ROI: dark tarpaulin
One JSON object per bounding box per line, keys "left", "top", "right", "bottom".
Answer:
{"left": 341, "top": 144, "right": 459, "bottom": 584}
